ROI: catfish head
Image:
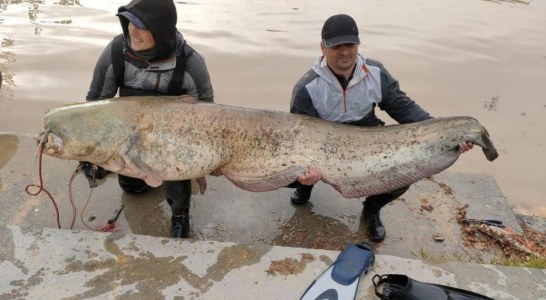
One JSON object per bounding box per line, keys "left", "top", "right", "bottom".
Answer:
{"left": 37, "top": 101, "right": 133, "bottom": 169}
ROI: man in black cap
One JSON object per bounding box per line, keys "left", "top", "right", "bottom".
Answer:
{"left": 289, "top": 14, "right": 473, "bottom": 242}
{"left": 85, "top": 0, "right": 214, "bottom": 238}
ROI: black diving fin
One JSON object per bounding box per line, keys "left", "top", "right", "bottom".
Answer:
{"left": 372, "top": 274, "right": 495, "bottom": 300}
{"left": 300, "top": 242, "right": 375, "bottom": 300}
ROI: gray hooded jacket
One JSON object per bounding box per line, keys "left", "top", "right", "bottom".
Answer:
{"left": 86, "top": 0, "right": 213, "bottom": 101}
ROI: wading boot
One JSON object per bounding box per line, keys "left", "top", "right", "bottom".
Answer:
{"left": 361, "top": 186, "right": 410, "bottom": 242}
{"left": 290, "top": 184, "right": 314, "bottom": 205}
{"left": 171, "top": 214, "right": 190, "bottom": 238}
{"left": 165, "top": 180, "right": 192, "bottom": 238}
{"left": 362, "top": 204, "right": 386, "bottom": 242}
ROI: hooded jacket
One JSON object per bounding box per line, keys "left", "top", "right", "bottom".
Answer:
{"left": 86, "top": 0, "right": 213, "bottom": 101}
{"left": 117, "top": 0, "right": 177, "bottom": 62}
{"left": 290, "top": 54, "right": 429, "bottom": 126}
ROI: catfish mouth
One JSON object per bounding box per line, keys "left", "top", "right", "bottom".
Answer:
{"left": 35, "top": 131, "right": 63, "bottom": 155}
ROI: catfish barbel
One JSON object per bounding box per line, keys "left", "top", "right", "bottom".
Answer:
{"left": 37, "top": 96, "right": 498, "bottom": 198}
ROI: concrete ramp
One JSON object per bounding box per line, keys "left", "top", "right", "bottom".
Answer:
{"left": 1, "top": 224, "right": 544, "bottom": 299}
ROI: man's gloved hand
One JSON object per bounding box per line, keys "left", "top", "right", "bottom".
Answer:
{"left": 79, "top": 162, "right": 108, "bottom": 188}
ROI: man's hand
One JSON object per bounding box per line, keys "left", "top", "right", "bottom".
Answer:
{"left": 297, "top": 165, "right": 321, "bottom": 186}
{"left": 459, "top": 142, "right": 474, "bottom": 153}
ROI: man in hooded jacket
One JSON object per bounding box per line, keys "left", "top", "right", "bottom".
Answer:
{"left": 86, "top": 0, "right": 214, "bottom": 238}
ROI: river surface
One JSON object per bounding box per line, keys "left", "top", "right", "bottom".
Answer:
{"left": 1, "top": 0, "right": 545, "bottom": 216}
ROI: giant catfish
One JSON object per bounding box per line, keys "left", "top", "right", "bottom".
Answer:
{"left": 37, "top": 96, "right": 498, "bottom": 198}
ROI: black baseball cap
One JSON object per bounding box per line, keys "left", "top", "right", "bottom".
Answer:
{"left": 321, "top": 14, "right": 360, "bottom": 47}
{"left": 117, "top": 11, "right": 147, "bottom": 30}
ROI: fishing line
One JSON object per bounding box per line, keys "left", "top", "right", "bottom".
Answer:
{"left": 79, "top": 186, "right": 97, "bottom": 231}
{"left": 73, "top": 165, "right": 122, "bottom": 233}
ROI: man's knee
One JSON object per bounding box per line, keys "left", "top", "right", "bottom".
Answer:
{"left": 118, "top": 174, "right": 151, "bottom": 194}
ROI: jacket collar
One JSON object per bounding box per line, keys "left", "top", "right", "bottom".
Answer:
{"left": 313, "top": 54, "right": 368, "bottom": 87}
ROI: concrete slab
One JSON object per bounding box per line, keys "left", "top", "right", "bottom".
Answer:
{"left": 1, "top": 225, "right": 544, "bottom": 300}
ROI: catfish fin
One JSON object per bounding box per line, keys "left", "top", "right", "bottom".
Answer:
{"left": 479, "top": 130, "right": 499, "bottom": 161}
{"left": 142, "top": 174, "right": 163, "bottom": 188}
{"left": 221, "top": 155, "right": 315, "bottom": 192}
{"left": 101, "top": 153, "right": 126, "bottom": 173}
{"left": 120, "top": 153, "right": 164, "bottom": 188}
{"left": 222, "top": 165, "right": 306, "bottom": 192}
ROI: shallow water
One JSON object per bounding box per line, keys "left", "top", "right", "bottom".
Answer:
{"left": 0, "top": 0, "right": 545, "bottom": 216}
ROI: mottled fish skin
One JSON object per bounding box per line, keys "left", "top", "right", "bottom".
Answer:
{"left": 39, "top": 96, "right": 498, "bottom": 198}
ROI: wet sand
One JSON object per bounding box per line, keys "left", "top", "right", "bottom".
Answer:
{"left": 1, "top": 0, "right": 545, "bottom": 216}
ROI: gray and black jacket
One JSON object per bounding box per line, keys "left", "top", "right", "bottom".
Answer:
{"left": 290, "top": 54, "right": 429, "bottom": 126}
{"left": 86, "top": 0, "right": 213, "bottom": 101}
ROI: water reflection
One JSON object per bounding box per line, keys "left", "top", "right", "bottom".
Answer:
{"left": 0, "top": 0, "right": 83, "bottom": 23}
{"left": 0, "top": 0, "right": 83, "bottom": 12}
{"left": 482, "top": 0, "right": 529, "bottom": 4}
{"left": 0, "top": 0, "right": 88, "bottom": 96}
{"left": 57, "top": 0, "right": 82, "bottom": 5}
{"left": 0, "top": 37, "right": 15, "bottom": 95}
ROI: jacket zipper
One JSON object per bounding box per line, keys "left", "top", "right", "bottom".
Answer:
{"left": 335, "top": 63, "right": 369, "bottom": 114}
{"left": 342, "top": 88, "right": 347, "bottom": 113}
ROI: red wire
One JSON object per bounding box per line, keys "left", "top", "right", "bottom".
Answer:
{"left": 67, "top": 167, "right": 80, "bottom": 229}
{"left": 25, "top": 143, "right": 61, "bottom": 229}
{"left": 27, "top": 140, "right": 117, "bottom": 232}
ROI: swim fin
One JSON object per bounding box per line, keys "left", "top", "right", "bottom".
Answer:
{"left": 300, "top": 242, "right": 375, "bottom": 300}
{"left": 372, "top": 274, "right": 495, "bottom": 300}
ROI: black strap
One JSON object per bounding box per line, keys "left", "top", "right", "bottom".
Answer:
{"left": 372, "top": 274, "right": 391, "bottom": 298}
{"left": 167, "top": 43, "right": 194, "bottom": 94}
{"left": 111, "top": 34, "right": 125, "bottom": 88}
